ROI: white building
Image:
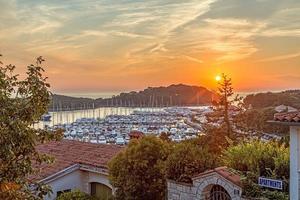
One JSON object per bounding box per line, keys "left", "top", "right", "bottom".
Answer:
{"left": 272, "top": 111, "right": 300, "bottom": 200}
{"left": 34, "top": 140, "right": 123, "bottom": 200}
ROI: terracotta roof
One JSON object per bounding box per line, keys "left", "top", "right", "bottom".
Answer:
{"left": 192, "top": 167, "right": 241, "bottom": 187}
{"left": 32, "top": 140, "right": 123, "bottom": 181}
{"left": 129, "top": 131, "right": 144, "bottom": 139}
{"left": 274, "top": 111, "right": 300, "bottom": 123}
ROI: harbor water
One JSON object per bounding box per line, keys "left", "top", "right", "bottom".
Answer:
{"left": 36, "top": 107, "right": 164, "bottom": 129}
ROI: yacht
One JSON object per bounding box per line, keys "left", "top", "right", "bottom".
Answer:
{"left": 41, "top": 113, "right": 51, "bottom": 121}
{"left": 116, "top": 136, "right": 125, "bottom": 145}
{"left": 98, "top": 136, "right": 107, "bottom": 144}
{"left": 125, "top": 135, "right": 130, "bottom": 144}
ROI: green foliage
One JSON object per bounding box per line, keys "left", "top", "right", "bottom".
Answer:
{"left": 223, "top": 140, "right": 289, "bottom": 178}
{"left": 223, "top": 140, "right": 289, "bottom": 198}
{"left": 244, "top": 90, "right": 300, "bottom": 109}
{"left": 0, "top": 55, "right": 63, "bottom": 199}
{"left": 165, "top": 140, "right": 218, "bottom": 183}
{"left": 216, "top": 74, "right": 234, "bottom": 137}
{"left": 210, "top": 74, "right": 243, "bottom": 140}
{"left": 234, "top": 107, "right": 289, "bottom": 134}
{"left": 159, "top": 132, "right": 171, "bottom": 142}
{"left": 56, "top": 190, "right": 98, "bottom": 200}
{"left": 200, "top": 124, "right": 232, "bottom": 154}
{"left": 108, "top": 136, "right": 171, "bottom": 200}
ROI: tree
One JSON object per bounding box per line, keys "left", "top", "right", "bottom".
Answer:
{"left": 108, "top": 136, "right": 171, "bottom": 200}
{"left": 0, "top": 55, "right": 63, "bottom": 199}
{"left": 165, "top": 139, "right": 218, "bottom": 184}
{"left": 207, "top": 74, "right": 244, "bottom": 141}
{"left": 159, "top": 132, "right": 171, "bottom": 142}
{"left": 216, "top": 74, "right": 234, "bottom": 137}
{"left": 222, "top": 140, "right": 289, "bottom": 198}
{"left": 234, "top": 107, "right": 289, "bottom": 135}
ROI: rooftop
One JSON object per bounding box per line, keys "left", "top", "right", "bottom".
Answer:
{"left": 192, "top": 167, "right": 241, "bottom": 187}
{"left": 32, "top": 140, "right": 123, "bottom": 181}
{"left": 269, "top": 111, "right": 300, "bottom": 126}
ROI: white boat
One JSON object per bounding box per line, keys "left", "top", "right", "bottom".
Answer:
{"left": 98, "top": 136, "right": 107, "bottom": 144}
{"left": 70, "top": 130, "right": 77, "bottom": 136}
{"left": 116, "top": 136, "right": 125, "bottom": 145}
{"left": 41, "top": 113, "right": 51, "bottom": 121}
{"left": 172, "top": 134, "right": 183, "bottom": 143}
{"left": 125, "top": 136, "right": 130, "bottom": 144}
{"left": 90, "top": 139, "right": 98, "bottom": 144}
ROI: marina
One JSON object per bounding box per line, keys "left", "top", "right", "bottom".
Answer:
{"left": 41, "top": 106, "right": 213, "bottom": 145}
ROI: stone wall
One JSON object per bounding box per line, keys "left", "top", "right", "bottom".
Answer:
{"left": 167, "top": 172, "right": 242, "bottom": 200}
{"left": 167, "top": 180, "right": 196, "bottom": 200}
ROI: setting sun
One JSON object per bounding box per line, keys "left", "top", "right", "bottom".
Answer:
{"left": 215, "top": 75, "right": 221, "bottom": 82}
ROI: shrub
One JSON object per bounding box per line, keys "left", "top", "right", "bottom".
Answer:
{"left": 108, "top": 136, "right": 171, "bottom": 200}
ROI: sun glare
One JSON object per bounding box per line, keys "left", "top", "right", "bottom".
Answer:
{"left": 215, "top": 75, "right": 221, "bottom": 82}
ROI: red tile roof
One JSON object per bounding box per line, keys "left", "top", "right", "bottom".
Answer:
{"left": 192, "top": 167, "right": 241, "bottom": 187}
{"left": 129, "top": 131, "right": 144, "bottom": 139}
{"left": 32, "top": 140, "right": 123, "bottom": 181}
{"left": 274, "top": 111, "right": 300, "bottom": 123}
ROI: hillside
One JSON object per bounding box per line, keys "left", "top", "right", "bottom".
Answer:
{"left": 49, "top": 84, "right": 217, "bottom": 111}
{"left": 243, "top": 90, "right": 300, "bottom": 109}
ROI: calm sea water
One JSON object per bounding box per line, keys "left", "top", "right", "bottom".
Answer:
{"left": 35, "top": 107, "right": 163, "bottom": 129}
{"left": 35, "top": 91, "right": 256, "bottom": 129}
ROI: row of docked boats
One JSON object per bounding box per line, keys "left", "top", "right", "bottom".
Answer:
{"left": 48, "top": 107, "right": 213, "bottom": 145}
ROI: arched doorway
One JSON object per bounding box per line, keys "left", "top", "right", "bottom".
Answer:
{"left": 90, "top": 182, "right": 113, "bottom": 200}
{"left": 202, "top": 184, "right": 231, "bottom": 200}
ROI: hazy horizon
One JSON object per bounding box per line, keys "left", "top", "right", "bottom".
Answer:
{"left": 54, "top": 84, "right": 295, "bottom": 99}
{"left": 1, "top": 0, "right": 300, "bottom": 93}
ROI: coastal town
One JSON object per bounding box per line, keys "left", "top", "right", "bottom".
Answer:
{"left": 1, "top": 0, "right": 300, "bottom": 200}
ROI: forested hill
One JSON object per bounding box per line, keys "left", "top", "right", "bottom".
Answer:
{"left": 49, "top": 84, "right": 218, "bottom": 111}
{"left": 243, "top": 90, "right": 300, "bottom": 109}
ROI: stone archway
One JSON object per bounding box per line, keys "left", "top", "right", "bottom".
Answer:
{"left": 167, "top": 167, "right": 242, "bottom": 200}
{"left": 201, "top": 184, "right": 231, "bottom": 200}
{"left": 195, "top": 176, "right": 240, "bottom": 200}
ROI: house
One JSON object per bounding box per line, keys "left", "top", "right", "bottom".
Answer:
{"left": 167, "top": 167, "right": 242, "bottom": 200}
{"left": 33, "top": 140, "right": 123, "bottom": 200}
{"left": 128, "top": 130, "right": 144, "bottom": 140}
{"left": 270, "top": 111, "right": 300, "bottom": 200}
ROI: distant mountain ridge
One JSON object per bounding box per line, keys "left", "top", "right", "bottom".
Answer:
{"left": 244, "top": 90, "right": 300, "bottom": 109}
{"left": 49, "top": 84, "right": 218, "bottom": 111}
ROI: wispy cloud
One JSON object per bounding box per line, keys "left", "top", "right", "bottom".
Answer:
{"left": 260, "top": 29, "right": 300, "bottom": 37}
{"left": 183, "top": 55, "right": 203, "bottom": 64}
{"left": 1, "top": 0, "right": 300, "bottom": 92}
{"left": 257, "top": 52, "right": 300, "bottom": 62}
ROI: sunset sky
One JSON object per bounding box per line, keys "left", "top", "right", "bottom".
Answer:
{"left": 1, "top": 0, "right": 299, "bottom": 96}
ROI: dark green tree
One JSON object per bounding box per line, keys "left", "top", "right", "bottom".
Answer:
{"left": 207, "top": 74, "right": 243, "bottom": 141}
{"left": 217, "top": 74, "right": 234, "bottom": 137}
{"left": 0, "top": 55, "right": 63, "bottom": 199}
{"left": 108, "top": 136, "right": 171, "bottom": 200}
{"left": 165, "top": 139, "right": 218, "bottom": 183}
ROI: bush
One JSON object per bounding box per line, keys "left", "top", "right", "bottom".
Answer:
{"left": 223, "top": 140, "right": 289, "bottom": 179}
{"left": 165, "top": 140, "right": 217, "bottom": 183}
{"left": 56, "top": 190, "right": 97, "bottom": 200}
{"left": 108, "top": 136, "right": 171, "bottom": 200}
{"left": 223, "top": 140, "right": 289, "bottom": 198}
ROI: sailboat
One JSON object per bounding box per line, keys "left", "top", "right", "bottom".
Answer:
{"left": 41, "top": 113, "right": 51, "bottom": 121}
